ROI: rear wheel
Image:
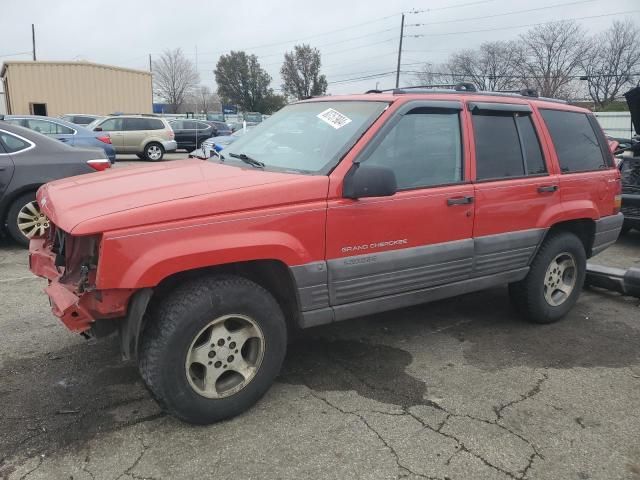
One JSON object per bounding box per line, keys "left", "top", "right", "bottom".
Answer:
{"left": 138, "top": 275, "right": 287, "bottom": 424}
{"left": 144, "top": 142, "right": 164, "bottom": 161}
{"left": 620, "top": 223, "right": 632, "bottom": 235}
{"left": 6, "top": 192, "right": 49, "bottom": 247}
{"left": 509, "top": 232, "right": 586, "bottom": 324}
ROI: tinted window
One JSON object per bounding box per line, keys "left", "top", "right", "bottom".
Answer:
{"left": 540, "top": 109, "right": 607, "bottom": 173}
{"left": 73, "top": 116, "right": 95, "bottom": 125}
{"left": 124, "top": 118, "right": 148, "bottom": 131}
{"left": 473, "top": 112, "right": 524, "bottom": 180}
{"left": 183, "top": 121, "right": 199, "bottom": 130}
{"left": 99, "top": 118, "right": 123, "bottom": 131}
{"left": 516, "top": 115, "right": 546, "bottom": 175}
{"left": 365, "top": 108, "right": 462, "bottom": 189}
{"left": 169, "top": 120, "right": 183, "bottom": 130}
{"left": 196, "top": 122, "right": 211, "bottom": 130}
{"left": 147, "top": 119, "right": 165, "bottom": 130}
{"left": 0, "top": 132, "right": 31, "bottom": 153}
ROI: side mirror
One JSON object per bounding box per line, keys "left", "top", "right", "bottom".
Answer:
{"left": 94, "top": 126, "right": 103, "bottom": 132}
{"left": 343, "top": 164, "right": 397, "bottom": 199}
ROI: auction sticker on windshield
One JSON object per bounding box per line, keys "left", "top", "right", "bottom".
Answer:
{"left": 317, "top": 108, "right": 353, "bottom": 129}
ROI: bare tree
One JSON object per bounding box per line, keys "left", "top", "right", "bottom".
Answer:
{"left": 445, "top": 41, "right": 522, "bottom": 91}
{"left": 517, "top": 21, "right": 589, "bottom": 98}
{"left": 581, "top": 19, "right": 640, "bottom": 109}
{"left": 152, "top": 48, "right": 200, "bottom": 113}
{"left": 280, "top": 44, "right": 327, "bottom": 99}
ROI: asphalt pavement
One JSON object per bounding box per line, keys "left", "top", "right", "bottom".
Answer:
{"left": 0, "top": 190, "right": 639, "bottom": 479}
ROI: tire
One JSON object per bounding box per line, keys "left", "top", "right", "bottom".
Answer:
{"left": 509, "top": 232, "right": 586, "bottom": 324}
{"left": 5, "top": 192, "right": 49, "bottom": 247}
{"left": 138, "top": 274, "right": 287, "bottom": 424}
{"left": 143, "top": 142, "right": 164, "bottom": 162}
{"left": 620, "top": 223, "right": 632, "bottom": 235}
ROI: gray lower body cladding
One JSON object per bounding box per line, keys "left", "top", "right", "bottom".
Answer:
{"left": 291, "top": 228, "right": 544, "bottom": 328}
{"left": 592, "top": 213, "right": 624, "bottom": 256}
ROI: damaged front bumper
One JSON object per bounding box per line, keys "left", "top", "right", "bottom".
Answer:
{"left": 29, "top": 238, "right": 134, "bottom": 332}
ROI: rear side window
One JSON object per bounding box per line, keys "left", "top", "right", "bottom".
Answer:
{"left": 147, "top": 119, "right": 165, "bottom": 130}
{"left": 24, "top": 119, "right": 74, "bottom": 135}
{"left": 0, "top": 131, "right": 32, "bottom": 153}
{"left": 472, "top": 111, "right": 546, "bottom": 180}
{"left": 540, "top": 109, "right": 607, "bottom": 173}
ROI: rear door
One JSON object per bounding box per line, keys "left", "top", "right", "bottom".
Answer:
{"left": 122, "top": 118, "right": 148, "bottom": 153}
{"left": 538, "top": 109, "right": 617, "bottom": 217}
{"left": 469, "top": 102, "right": 559, "bottom": 276}
{"left": 326, "top": 101, "right": 475, "bottom": 310}
{"left": 0, "top": 131, "right": 17, "bottom": 197}
{"left": 169, "top": 120, "right": 188, "bottom": 148}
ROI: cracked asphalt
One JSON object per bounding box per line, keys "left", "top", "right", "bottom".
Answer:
{"left": 1, "top": 229, "right": 639, "bottom": 480}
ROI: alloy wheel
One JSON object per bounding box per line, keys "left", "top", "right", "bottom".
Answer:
{"left": 185, "top": 314, "right": 265, "bottom": 399}
{"left": 17, "top": 201, "right": 49, "bottom": 239}
{"left": 147, "top": 145, "right": 162, "bottom": 160}
{"left": 543, "top": 252, "right": 577, "bottom": 307}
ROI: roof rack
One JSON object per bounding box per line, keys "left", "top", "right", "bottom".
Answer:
{"left": 109, "top": 112, "right": 159, "bottom": 116}
{"left": 364, "top": 83, "right": 567, "bottom": 104}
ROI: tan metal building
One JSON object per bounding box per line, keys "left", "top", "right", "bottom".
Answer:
{"left": 0, "top": 61, "right": 152, "bottom": 116}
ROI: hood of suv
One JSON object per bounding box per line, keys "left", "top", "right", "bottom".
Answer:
{"left": 38, "top": 159, "right": 328, "bottom": 235}
{"left": 624, "top": 86, "right": 640, "bottom": 136}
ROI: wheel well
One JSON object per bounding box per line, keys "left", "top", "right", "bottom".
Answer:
{"left": 1, "top": 186, "right": 40, "bottom": 226}
{"left": 148, "top": 260, "right": 302, "bottom": 333}
{"left": 546, "top": 219, "right": 596, "bottom": 257}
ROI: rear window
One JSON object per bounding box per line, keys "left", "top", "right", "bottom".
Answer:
{"left": 540, "top": 109, "right": 607, "bottom": 173}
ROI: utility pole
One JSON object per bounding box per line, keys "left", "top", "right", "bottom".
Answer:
{"left": 395, "top": 13, "right": 405, "bottom": 88}
{"left": 148, "top": 54, "right": 152, "bottom": 72}
{"left": 31, "top": 24, "right": 36, "bottom": 61}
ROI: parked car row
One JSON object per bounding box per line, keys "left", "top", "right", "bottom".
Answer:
{"left": 0, "top": 119, "right": 111, "bottom": 245}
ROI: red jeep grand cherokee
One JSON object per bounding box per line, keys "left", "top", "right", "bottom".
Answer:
{"left": 30, "top": 85, "right": 623, "bottom": 424}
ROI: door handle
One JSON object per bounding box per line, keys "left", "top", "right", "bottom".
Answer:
{"left": 537, "top": 185, "right": 558, "bottom": 193}
{"left": 447, "top": 195, "right": 474, "bottom": 206}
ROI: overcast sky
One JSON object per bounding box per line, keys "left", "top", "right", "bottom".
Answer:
{"left": 1, "top": 0, "right": 639, "bottom": 96}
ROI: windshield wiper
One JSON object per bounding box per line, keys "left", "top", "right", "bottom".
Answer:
{"left": 228, "top": 152, "right": 265, "bottom": 168}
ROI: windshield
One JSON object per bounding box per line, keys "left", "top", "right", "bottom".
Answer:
{"left": 222, "top": 101, "right": 387, "bottom": 174}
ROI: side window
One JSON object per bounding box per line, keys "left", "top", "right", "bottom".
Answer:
{"left": 0, "top": 132, "right": 31, "bottom": 153}
{"left": 196, "top": 122, "right": 211, "bottom": 130}
{"left": 147, "top": 119, "right": 165, "bottom": 130}
{"left": 364, "top": 108, "right": 463, "bottom": 189}
{"left": 169, "top": 120, "right": 183, "bottom": 130}
{"left": 472, "top": 111, "right": 547, "bottom": 180}
{"left": 124, "top": 118, "right": 145, "bottom": 131}
{"left": 99, "top": 118, "right": 123, "bottom": 131}
{"left": 183, "top": 121, "right": 199, "bottom": 130}
{"left": 516, "top": 115, "right": 546, "bottom": 175}
{"left": 540, "top": 109, "right": 607, "bottom": 173}
{"left": 56, "top": 123, "right": 75, "bottom": 135}
{"left": 26, "top": 119, "right": 57, "bottom": 135}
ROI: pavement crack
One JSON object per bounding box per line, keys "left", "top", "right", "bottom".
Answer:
{"left": 115, "top": 434, "right": 153, "bottom": 480}
{"left": 81, "top": 452, "right": 96, "bottom": 480}
{"left": 18, "top": 456, "right": 43, "bottom": 480}
{"left": 493, "top": 372, "right": 549, "bottom": 421}
{"left": 305, "top": 389, "right": 434, "bottom": 479}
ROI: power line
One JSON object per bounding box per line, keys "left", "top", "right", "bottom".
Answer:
{"left": 409, "top": 0, "right": 499, "bottom": 13}
{"left": 0, "top": 51, "right": 32, "bottom": 58}
{"left": 413, "top": 9, "right": 640, "bottom": 37}
{"left": 410, "top": 0, "right": 598, "bottom": 26}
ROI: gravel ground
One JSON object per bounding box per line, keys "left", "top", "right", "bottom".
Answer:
{"left": 0, "top": 211, "right": 638, "bottom": 479}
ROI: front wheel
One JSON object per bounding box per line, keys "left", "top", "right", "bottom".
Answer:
{"left": 6, "top": 192, "right": 49, "bottom": 247}
{"left": 138, "top": 275, "right": 287, "bottom": 424}
{"left": 509, "top": 232, "right": 586, "bottom": 324}
{"left": 144, "top": 142, "right": 164, "bottom": 161}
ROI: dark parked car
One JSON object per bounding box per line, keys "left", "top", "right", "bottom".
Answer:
{"left": 4, "top": 115, "right": 116, "bottom": 162}
{"left": 60, "top": 114, "right": 103, "bottom": 126}
{"left": 169, "top": 119, "right": 232, "bottom": 151}
{"left": 0, "top": 120, "right": 111, "bottom": 246}
{"left": 620, "top": 86, "right": 640, "bottom": 233}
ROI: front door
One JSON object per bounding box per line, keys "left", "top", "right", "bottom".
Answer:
{"left": 96, "top": 118, "right": 125, "bottom": 149}
{"left": 469, "top": 102, "right": 559, "bottom": 275}
{"left": 326, "top": 101, "right": 475, "bottom": 308}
